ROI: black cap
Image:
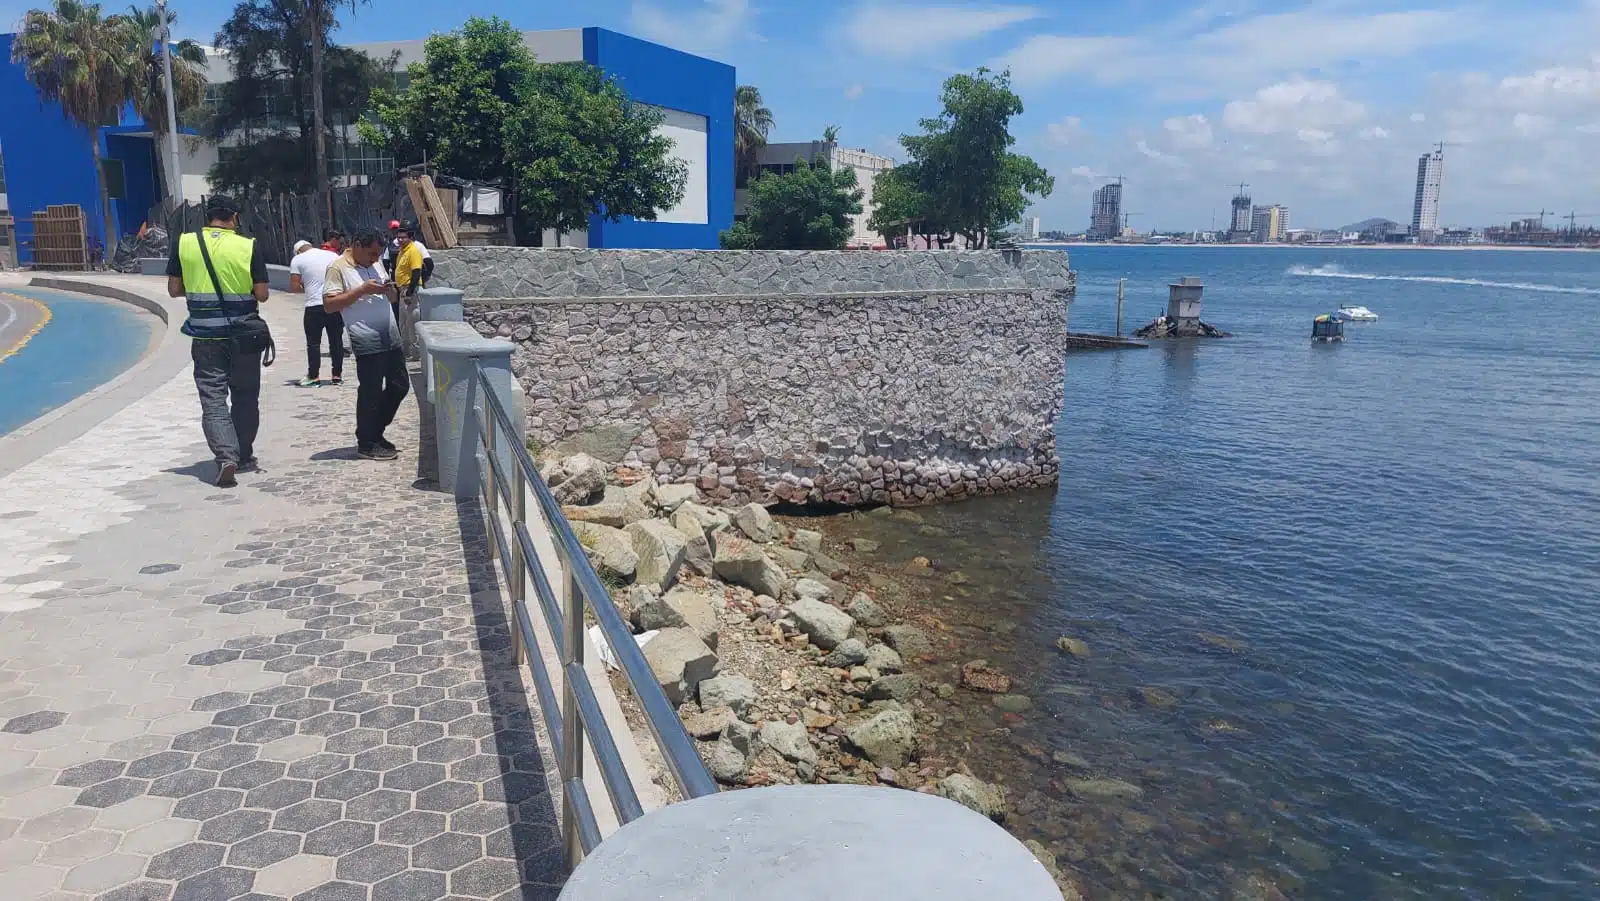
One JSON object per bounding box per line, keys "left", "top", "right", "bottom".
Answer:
{"left": 205, "top": 194, "right": 240, "bottom": 220}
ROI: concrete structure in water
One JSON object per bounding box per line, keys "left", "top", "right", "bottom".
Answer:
{"left": 433, "top": 248, "right": 1076, "bottom": 507}
{"left": 0, "top": 26, "right": 733, "bottom": 257}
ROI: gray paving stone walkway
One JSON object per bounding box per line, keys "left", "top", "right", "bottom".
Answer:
{"left": 0, "top": 275, "right": 562, "bottom": 901}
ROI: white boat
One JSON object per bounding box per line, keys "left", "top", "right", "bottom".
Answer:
{"left": 1335, "top": 304, "right": 1378, "bottom": 322}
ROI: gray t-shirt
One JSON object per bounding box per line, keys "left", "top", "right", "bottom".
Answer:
{"left": 324, "top": 254, "right": 400, "bottom": 355}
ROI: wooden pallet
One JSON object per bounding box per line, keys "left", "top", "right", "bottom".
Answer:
{"left": 404, "top": 176, "right": 458, "bottom": 249}
{"left": 31, "top": 205, "right": 90, "bottom": 270}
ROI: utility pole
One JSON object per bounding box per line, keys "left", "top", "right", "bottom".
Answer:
{"left": 157, "top": 0, "right": 181, "bottom": 206}
{"left": 1116, "top": 278, "right": 1125, "bottom": 337}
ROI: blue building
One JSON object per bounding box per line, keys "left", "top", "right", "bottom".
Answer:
{"left": 0, "top": 26, "right": 735, "bottom": 261}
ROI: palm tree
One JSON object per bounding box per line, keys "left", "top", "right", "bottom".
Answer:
{"left": 12, "top": 0, "right": 139, "bottom": 251}
{"left": 734, "top": 83, "right": 773, "bottom": 187}
{"left": 822, "top": 124, "right": 839, "bottom": 143}
{"left": 124, "top": 4, "right": 207, "bottom": 201}
{"left": 308, "top": 0, "right": 370, "bottom": 226}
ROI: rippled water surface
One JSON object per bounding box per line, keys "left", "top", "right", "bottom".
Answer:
{"left": 842, "top": 247, "right": 1600, "bottom": 900}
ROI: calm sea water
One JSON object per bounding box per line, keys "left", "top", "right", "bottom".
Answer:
{"left": 0, "top": 288, "right": 153, "bottom": 436}
{"left": 839, "top": 247, "right": 1600, "bottom": 900}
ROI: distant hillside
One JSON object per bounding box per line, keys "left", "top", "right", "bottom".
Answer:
{"left": 1340, "top": 217, "right": 1400, "bottom": 233}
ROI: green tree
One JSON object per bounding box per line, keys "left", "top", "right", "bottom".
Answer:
{"left": 821, "top": 123, "right": 839, "bottom": 143}
{"left": 734, "top": 83, "right": 773, "bottom": 187}
{"left": 11, "top": 0, "right": 139, "bottom": 249}
{"left": 720, "top": 157, "right": 862, "bottom": 250}
{"left": 124, "top": 4, "right": 206, "bottom": 197}
{"left": 503, "top": 62, "right": 686, "bottom": 239}
{"left": 365, "top": 16, "right": 687, "bottom": 245}
{"left": 897, "top": 67, "right": 1053, "bottom": 248}
{"left": 308, "top": 0, "right": 370, "bottom": 221}
{"left": 866, "top": 163, "right": 951, "bottom": 249}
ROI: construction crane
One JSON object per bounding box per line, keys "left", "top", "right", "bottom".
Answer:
{"left": 1562, "top": 211, "right": 1598, "bottom": 233}
{"left": 1121, "top": 212, "right": 1141, "bottom": 232}
{"left": 1507, "top": 209, "right": 1553, "bottom": 228}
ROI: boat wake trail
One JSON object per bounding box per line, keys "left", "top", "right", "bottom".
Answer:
{"left": 1287, "top": 264, "right": 1600, "bottom": 295}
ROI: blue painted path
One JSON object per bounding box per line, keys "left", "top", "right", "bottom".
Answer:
{"left": 0, "top": 287, "right": 155, "bottom": 436}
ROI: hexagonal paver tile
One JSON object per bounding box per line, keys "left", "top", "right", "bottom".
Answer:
{"left": 245, "top": 778, "right": 314, "bottom": 810}
{"left": 275, "top": 699, "right": 332, "bottom": 720}
{"left": 79, "top": 777, "right": 151, "bottom": 808}
{"left": 372, "top": 869, "right": 448, "bottom": 901}
{"left": 290, "top": 881, "right": 368, "bottom": 901}
{"left": 360, "top": 707, "right": 414, "bottom": 730}
{"left": 324, "top": 728, "right": 385, "bottom": 755}
{"left": 383, "top": 762, "right": 444, "bottom": 792}
{"left": 94, "top": 795, "right": 175, "bottom": 832}
{"left": 170, "top": 865, "right": 255, "bottom": 901}
{"left": 173, "top": 727, "right": 236, "bottom": 753}
{"left": 150, "top": 769, "right": 219, "bottom": 800}
{"left": 337, "top": 842, "right": 410, "bottom": 883}
{"left": 355, "top": 746, "right": 414, "bottom": 772}
{"left": 274, "top": 799, "right": 343, "bottom": 834}
{"left": 418, "top": 700, "right": 473, "bottom": 723}
{"left": 2, "top": 710, "right": 67, "bottom": 734}
{"left": 198, "top": 807, "right": 272, "bottom": 844}
{"left": 416, "top": 781, "right": 479, "bottom": 813}
{"left": 412, "top": 831, "right": 483, "bottom": 872}
{"left": 195, "top": 744, "right": 261, "bottom": 771}
{"left": 449, "top": 856, "right": 521, "bottom": 898}
{"left": 449, "top": 803, "right": 512, "bottom": 836}
{"left": 63, "top": 850, "right": 146, "bottom": 893}
{"left": 173, "top": 787, "right": 245, "bottom": 820}
{"left": 57, "top": 759, "right": 128, "bottom": 788}
{"left": 220, "top": 759, "right": 288, "bottom": 790}
{"left": 147, "top": 840, "right": 226, "bottom": 880}
{"left": 449, "top": 756, "right": 502, "bottom": 783}
{"left": 228, "top": 830, "right": 303, "bottom": 868}
{"left": 237, "top": 719, "right": 297, "bottom": 745}
{"left": 259, "top": 734, "right": 325, "bottom": 763}
{"left": 194, "top": 692, "right": 251, "bottom": 713}
{"left": 40, "top": 828, "right": 119, "bottom": 865}
{"left": 213, "top": 705, "right": 273, "bottom": 728}
{"left": 377, "top": 809, "right": 446, "bottom": 846}
{"left": 417, "top": 738, "right": 476, "bottom": 764}
{"left": 120, "top": 817, "right": 199, "bottom": 854}
{"left": 346, "top": 789, "right": 411, "bottom": 823}
{"left": 187, "top": 649, "right": 241, "bottom": 666}
{"left": 19, "top": 805, "right": 95, "bottom": 841}
{"left": 127, "top": 751, "right": 195, "bottom": 780}
{"left": 332, "top": 693, "right": 386, "bottom": 715}
{"left": 286, "top": 754, "right": 350, "bottom": 781}
{"left": 303, "top": 820, "right": 375, "bottom": 857}
{"left": 315, "top": 768, "right": 380, "bottom": 802}
{"left": 102, "top": 880, "right": 176, "bottom": 901}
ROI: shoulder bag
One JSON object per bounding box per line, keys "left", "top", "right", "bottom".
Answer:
{"left": 195, "top": 228, "right": 275, "bottom": 367}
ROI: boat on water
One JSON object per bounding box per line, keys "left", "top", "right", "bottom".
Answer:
{"left": 1335, "top": 304, "right": 1378, "bottom": 322}
{"left": 1312, "top": 314, "right": 1345, "bottom": 343}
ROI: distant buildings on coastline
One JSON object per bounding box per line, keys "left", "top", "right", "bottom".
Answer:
{"left": 1088, "top": 180, "right": 1124, "bottom": 240}
{"left": 1412, "top": 144, "right": 1445, "bottom": 242}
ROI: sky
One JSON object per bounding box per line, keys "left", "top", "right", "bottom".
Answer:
{"left": 16, "top": 0, "right": 1600, "bottom": 232}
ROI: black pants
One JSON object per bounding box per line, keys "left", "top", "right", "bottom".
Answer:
{"left": 302, "top": 305, "right": 344, "bottom": 379}
{"left": 192, "top": 340, "right": 260, "bottom": 465}
{"left": 354, "top": 348, "right": 409, "bottom": 449}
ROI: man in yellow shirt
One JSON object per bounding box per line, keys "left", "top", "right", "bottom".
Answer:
{"left": 392, "top": 226, "right": 430, "bottom": 294}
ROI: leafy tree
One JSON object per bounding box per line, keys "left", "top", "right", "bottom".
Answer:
{"left": 365, "top": 16, "right": 687, "bottom": 244}
{"left": 207, "top": 0, "right": 390, "bottom": 197}
{"left": 363, "top": 16, "right": 534, "bottom": 182}
{"left": 822, "top": 123, "right": 839, "bottom": 143}
{"left": 720, "top": 157, "right": 862, "bottom": 250}
{"left": 11, "top": 0, "right": 140, "bottom": 249}
{"left": 124, "top": 4, "right": 206, "bottom": 197}
{"left": 503, "top": 62, "right": 686, "bottom": 239}
{"left": 308, "top": 0, "right": 370, "bottom": 220}
{"left": 866, "top": 163, "right": 951, "bottom": 249}
{"left": 734, "top": 83, "right": 773, "bottom": 187}
{"left": 896, "top": 67, "right": 1053, "bottom": 248}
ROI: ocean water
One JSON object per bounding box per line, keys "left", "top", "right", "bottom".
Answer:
{"left": 834, "top": 247, "right": 1600, "bottom": 900}
{"left": 0, "top": 288, "right": 154, "bottom": 436}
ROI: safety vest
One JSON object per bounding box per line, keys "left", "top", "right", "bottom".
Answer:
{"left": 178, "top": 227, "right": 258, "bottom": 340}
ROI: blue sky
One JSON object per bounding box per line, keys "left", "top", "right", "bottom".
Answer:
{"left": 16, "top": 0, "right": 1600, "bottom": 231}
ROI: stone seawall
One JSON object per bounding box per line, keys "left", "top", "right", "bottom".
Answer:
{"left": 438, "top": 250, "right": 1074, "bottom": 506}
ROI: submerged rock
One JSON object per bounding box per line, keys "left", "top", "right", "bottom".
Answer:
{"left": 937, "top": 773, "right": 1006, "bottom": 822}
{"left": 1065, "top": 778, "right": 1143, "bottom": 801}
{"left": 959, "top": 660, "right": 1012, "bottom": 694}
{"left": 1054, "top": 635, "right": 1091, "bottom": 658}
{"left": 992, "top": 694, "right": 1033, "bottom": 713}
{"left": 846, "top": 538, "right": 880, "bottom": 554}
{"left": 864, "top": 674, "right": 922, "bottom": 702}
{"left": 883, "top": 624, "right": 933, "bottom": 658}
{"left": 1136, "top": 686, "right": 1179, "bottom": 710}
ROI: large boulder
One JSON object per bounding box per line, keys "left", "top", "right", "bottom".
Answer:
{"left": 785, "top": 598, "right": 855, "bottom": 650}
{"left": 568, "top": 521, "right": 638, "bottom": 582}
{"left": 845, "top": 708, "right": 917, "bottom": 768}
{"left": 759, "top": 721, "right": 817, "bottom": 766}
{"left": 673, "top": 502, "right": 731, "bottom": 539}
{"left": 882, "top": 624, "right": 933, "bottom": 658}
{"left": 767, "top": 546, "right": 812, "bottom": 572}
{"left": 793, "top": 577, "right": 833, "bottom": 601}
{"left": 847, "top": 592, "right": 887, "bottom": 627}
{"left": 625, "top": 519, "right": 689, "bottom": 592}
{"left": 792, "top": 529, "right": 823, "bottom": 554}
{"left": 698, "top": 673, "right": 757, "bottom": 717}
{"left": 864, "top": 674, "right": 922, "bottom": 702}
{"left": 653, "top": 483, "right": 698, "bottom": 512}
{"left": 820, "top": 638, "right": 868, "bottom": 668}
{"left": 618, "top": 478, "right": 657, "bottom": 506}
{"left": 863, "top": 643, "right": 903, "bottom": 674}
{"left": 563, "top": 485, "right": 651, "bottom": 528}
{"left": 809, "top": 552, "right": 850, "bottom": 579}
{"left": 641, "top": 628, "right": 719, "bottom": 705}
{"left": 679, "top": 524, "right": 716, "bottom": 578}
{"left": 732, "top": 503, "right": 775, "bottom": 542}
{"left": 712, "top": 536, "right": 787, "bottom": 598}
{"left": 546, "top": 453, "right": 607, "bottom": 505}
{"left": 936, "top": 774, "right": 1006, "bottom": 822}
{"left": 632, "top": 585, "right": 719, "bottom": 650}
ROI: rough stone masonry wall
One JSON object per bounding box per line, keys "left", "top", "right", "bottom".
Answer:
{"left": 437, "top": 250, "right": 1075, "bottom": 507}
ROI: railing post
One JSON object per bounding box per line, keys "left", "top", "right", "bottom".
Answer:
{"left": 416, "top": 325, "right": 515, "bottom": 497}
{"left": 485, "top": 414, "right": 501, "bottom": 561}
{"left": 561, "top": 567, "right": 586, "bottom": 869}
{"left": 417, "top": 286, "right": 465, "bottom": 323}
{"left": 512, "top": 463, "right": 529, "bottom": 667}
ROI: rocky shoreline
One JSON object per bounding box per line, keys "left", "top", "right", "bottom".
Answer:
{"left": 543, "top": 453, "right": 1081, "bottom": 898}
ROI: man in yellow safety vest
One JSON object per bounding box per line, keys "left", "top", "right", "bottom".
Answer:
{"left": 165, "top": 195, "right": 270, "bottom": 487}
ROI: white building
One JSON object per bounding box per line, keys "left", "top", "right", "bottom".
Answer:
{"left": 1412, "top": 145, "right": 1444, "bottom": 242}
{"left": 738, "top": 141, "right": 896, "bottom": 247}
{"left": 1251, "top": 204, "right": 1288, "bottom": 242}
{"left": 1020, "top": 216, "right": 1041, "bottom": 240}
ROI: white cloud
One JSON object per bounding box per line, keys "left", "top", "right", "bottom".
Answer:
{"left": 1410, "top": 112, "right": 1428, "bottom": 122}
{"left": 845, "top": 84, "right": 864, "bottom": 100}
{"left": 1135, "top": 139, "right": 1185, "bottom": 168}
{"left": 630, "top": 0, "right": 754, "bottom": 58}
{"left": 1163, "top": 114, "right": 1213, "bottom": 149}
{"left": 1513, "top": 112, "right": 1550, "bottom": 136}
{"left": 1069, "top": 165, "right": 1097, "bottom": 179}
{"left": 1578, "top": 123, "right": 1600, "bottom": 133}
{"left": 1359, "top": 126, "right": 1390, "bottom": 140}
{"left": 1497, "top": 62, "right": 1600, "bottom": 104}
{"left": 848, "top": 4, "right": 1041, "bottom": 58}
{"left": 996, "top": 35, "right": 1132, "bottom": 85}
{"left": 1223, "top": 80, "right": 1366, "bottom": 135}
{"left": 1045, "top": 116, "right": 1083, "bottom": 146}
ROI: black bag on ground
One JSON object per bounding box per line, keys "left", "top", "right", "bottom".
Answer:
{"left": 194, "top": 228, "right": 275, "bottom": 367}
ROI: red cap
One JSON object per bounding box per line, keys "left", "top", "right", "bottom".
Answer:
{"left": 388, "top": 220, "right": 401, "bottom": 229}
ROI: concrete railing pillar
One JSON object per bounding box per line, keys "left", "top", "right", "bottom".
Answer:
{"left": 418, "top": 286, "right": 465, "bottom": 323}
{"left": 415, "top": 321, "right": 516, "bottom": 497}
{"left": 557, "top": 784, "right": 1063, "bottom": 901}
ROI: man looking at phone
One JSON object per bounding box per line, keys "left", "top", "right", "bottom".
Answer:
{"left": 321, "top": 232, "right": 408, "bottom": 460}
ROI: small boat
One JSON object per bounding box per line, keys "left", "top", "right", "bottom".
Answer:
{"left": 1334, "top": 304, "right": 1378, "bottom": 322}
{"left": 1312, "top": 314, "right": 1344, "bottom": 342}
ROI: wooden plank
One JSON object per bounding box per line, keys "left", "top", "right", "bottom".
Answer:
{"left": 403, "top": 178, "right": 443, "bottom": 248}
{"left": 415, "top": 176, "right": 458, "bottom": 248}
{"left": 435, "top": 188, "right": 459, "bottom": 230}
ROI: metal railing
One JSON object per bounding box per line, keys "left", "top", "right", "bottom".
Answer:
{"left": 467, "top": 360, "right": 717, "bottom": 869}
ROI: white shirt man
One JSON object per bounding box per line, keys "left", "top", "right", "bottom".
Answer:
{"left": 288, "top": 239, "right": 344, "bottom": 386}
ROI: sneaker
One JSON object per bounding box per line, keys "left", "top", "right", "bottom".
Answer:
{"left": 298, "top": 377, "right": 320, "bottom": 387}
{"left": 376, "top": 437, "right": 397, "bottom": 453}
{"left": 357, "top": 445, "right": 398, "bottom": 461}
{"left": 238, "top": 457, "right": 260, "bottom": 473}
{"left": 329, "top": 376, "right": 343, "bottom": 386}
{"left": 216, "top": 461, "right": 238, "bottom": 487}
